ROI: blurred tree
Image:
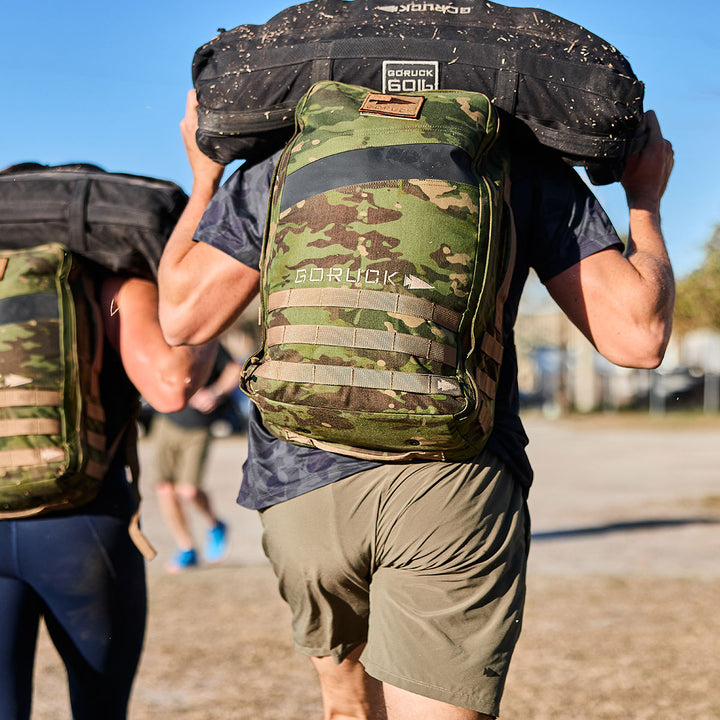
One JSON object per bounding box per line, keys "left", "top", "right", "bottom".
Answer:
{"left": 674, "top": 224, "right": 720, "bottom": 333}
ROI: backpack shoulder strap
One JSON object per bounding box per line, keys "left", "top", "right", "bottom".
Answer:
{"left": 124, "top": 417, "right": 157, "bottom": 561}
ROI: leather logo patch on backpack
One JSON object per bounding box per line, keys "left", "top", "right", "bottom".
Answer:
{"left": 359, "top": 92, "right": 424, "bottom": 119}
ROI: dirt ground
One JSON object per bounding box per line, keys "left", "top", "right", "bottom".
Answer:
{"left": 31, "top": 413, "right": 720, "bottom": 719}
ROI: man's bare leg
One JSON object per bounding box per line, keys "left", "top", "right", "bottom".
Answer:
{"left": 311, "top": 645, "right": 386, "bottom": 720}
{"left": 311, "top": 645, "right": 494, "bottom": 720}
{"left": 176, "top": 484, "right": 220, "bottom": 528}
{"left": 384, "top": 684, "right": 494, "bottom": 720}
{"left": 156, "top": 481, "right": 193, "bottom": 550}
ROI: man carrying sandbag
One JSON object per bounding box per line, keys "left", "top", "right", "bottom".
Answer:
{"left": 158, "top": 84, "right": 674, "bottom": 719}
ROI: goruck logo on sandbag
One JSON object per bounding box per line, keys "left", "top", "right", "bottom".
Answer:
{"left": 242, "top": 81, "right": 515, "bottom": 462}
{"left": 375, "top": 4, "right": 473, "bottom": 15}
{"left": 382, "top": 61, "right": 439, "bottom": 93}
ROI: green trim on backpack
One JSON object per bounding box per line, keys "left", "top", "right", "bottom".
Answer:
{"left": 0, "top": 243, "right": 112, "bottom": 515}
{"left": 242, "top": 81, "right": 516, "bottom": 461}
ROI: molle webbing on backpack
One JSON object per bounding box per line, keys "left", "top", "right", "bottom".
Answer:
{"left": 242, "top": 82, "right": 515, "bottom": 461}
{"left": 0, "top": 419, "right": 61, "bottom": 437}
{"left": 0, "top": 244, "right": 110, "bottom": 517}
{"left": 253, "top": 362, "right": 463, "bottom": 396}
{"left": 267, "top": 288, "right": 462, "bottom": 331}
{"left": 0, "top": 389, "right": 61, "bottom": 407}
{"left": 265, "top": 325, "right": 457, "bottom": 366}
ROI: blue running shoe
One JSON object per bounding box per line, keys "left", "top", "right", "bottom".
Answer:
{"left": 205, "top": 521, "right": 228, "bottom": 564}
{"left": 165, "top": 548, "right": 198, "bottom": 573}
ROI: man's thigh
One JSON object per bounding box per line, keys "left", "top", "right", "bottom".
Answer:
{"left": 363, "top": 456, "right": 528, "bottom": 716}
{"left": 259, "top": 452, "right": 528, "bottom": 715}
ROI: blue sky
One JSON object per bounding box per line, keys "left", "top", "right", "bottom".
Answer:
{"left": 2, "top": 1, "right": 718, "bottom": 278}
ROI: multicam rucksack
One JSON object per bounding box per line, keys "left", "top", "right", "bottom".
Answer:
{"left": 0, "top": 244, "right": 116, "bottom": 516}
{"left": 241, "top": 81, "right": 516, "bottom": 461}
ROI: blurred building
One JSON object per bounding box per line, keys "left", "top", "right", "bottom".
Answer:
{"left": 516, "top": 274, "right": 719, "bottom": 415}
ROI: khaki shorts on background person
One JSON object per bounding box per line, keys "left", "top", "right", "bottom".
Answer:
{"left": 260, "top": 450, "right": 529, "bottom": 717}
{"left": 151, "top": 414, "right": 212, "bottom": 488}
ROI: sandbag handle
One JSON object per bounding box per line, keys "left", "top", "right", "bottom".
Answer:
{"left": 69, "top": 178, "right": 91, "bottom": 254}
{"left": 311, "top": 57, "right": 333, "bottom": 83}
{"left": 494, "top": 68, "right": 519, "bottom": 115}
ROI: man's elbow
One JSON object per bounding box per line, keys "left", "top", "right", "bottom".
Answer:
{"left": 140, "top": 379, "right": 194, "bottom": 415}
{"left": 146, "top": 393, "right": 188, "bottom": 415}
{"left": 599, "top": 323, "right": 672, "bottom": 370}
{"left": 622, "top": 348, "right": 666, "bottom": 370}
{"left": 158, "top": 304, "right": 208, "bottom": 347}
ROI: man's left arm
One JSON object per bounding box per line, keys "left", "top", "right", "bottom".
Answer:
{"left": 545, "top": 110, "right": 675, "bottom": 369}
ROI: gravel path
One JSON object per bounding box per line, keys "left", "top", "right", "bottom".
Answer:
{"left": 30, "top": 414, "right": 720, "bottom": 719}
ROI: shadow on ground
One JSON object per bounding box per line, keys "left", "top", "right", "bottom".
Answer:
{"left": 533, "top": 516, "right": 720, "bottom": 541}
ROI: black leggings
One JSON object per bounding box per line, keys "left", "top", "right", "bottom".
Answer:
{"left": 0, "top": 491, "right": 147, "bottom": 719}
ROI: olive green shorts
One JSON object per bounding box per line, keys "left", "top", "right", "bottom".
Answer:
{"left": 259, "top": 450, "right": 529, "bottom": 716}
{"left": 151, "top": 415, "right": 212, "bottom": 488}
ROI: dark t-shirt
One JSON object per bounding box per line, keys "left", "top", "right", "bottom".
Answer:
{"left": 195, "top": 146, "right": 622, "bottom": 510}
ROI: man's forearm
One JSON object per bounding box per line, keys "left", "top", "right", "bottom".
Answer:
{"left": 625, "top": 207, "right": 675, "bottom": 316}
{"left": 621, "top": 206, "right": 675, "bottom": 361}
{"left": 157, "top": 184, "right": 262, "bottom": 348}
{"left": 158, "top": 186, "right": 218, "bottom": 310}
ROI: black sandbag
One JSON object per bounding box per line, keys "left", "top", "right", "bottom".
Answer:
{"left": 0, "top": 164, "right": 188, "bottom": 279}
{"left": 192, "top": 0, "right": 645, "bottom": 184}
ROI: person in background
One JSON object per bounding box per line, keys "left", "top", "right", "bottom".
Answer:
{"left": 0, "top": 254, "right": 217, "bottom": 718}
{"left": 150, "top": 343, "right": 243, "bottom": 572}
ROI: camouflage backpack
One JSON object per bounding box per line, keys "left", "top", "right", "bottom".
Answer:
{"left": 0, "top": 244, "right": 133, "bottom": 518}
{"left": 241, "top": 81, "right": 516, "bottom": 461}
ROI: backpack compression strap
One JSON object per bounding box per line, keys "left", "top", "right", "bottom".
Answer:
{"left": 261, "top": 286, "right": 464, "bottom": 395}
{"left": 268, "top": 287, "right": 462, "bottom": 331}
{"left": 265, "top": 325, "right": 457, "bottom": 367}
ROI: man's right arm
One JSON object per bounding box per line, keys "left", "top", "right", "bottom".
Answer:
{"left": 158, "top": 90, "right": 261, "bottom": 347}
